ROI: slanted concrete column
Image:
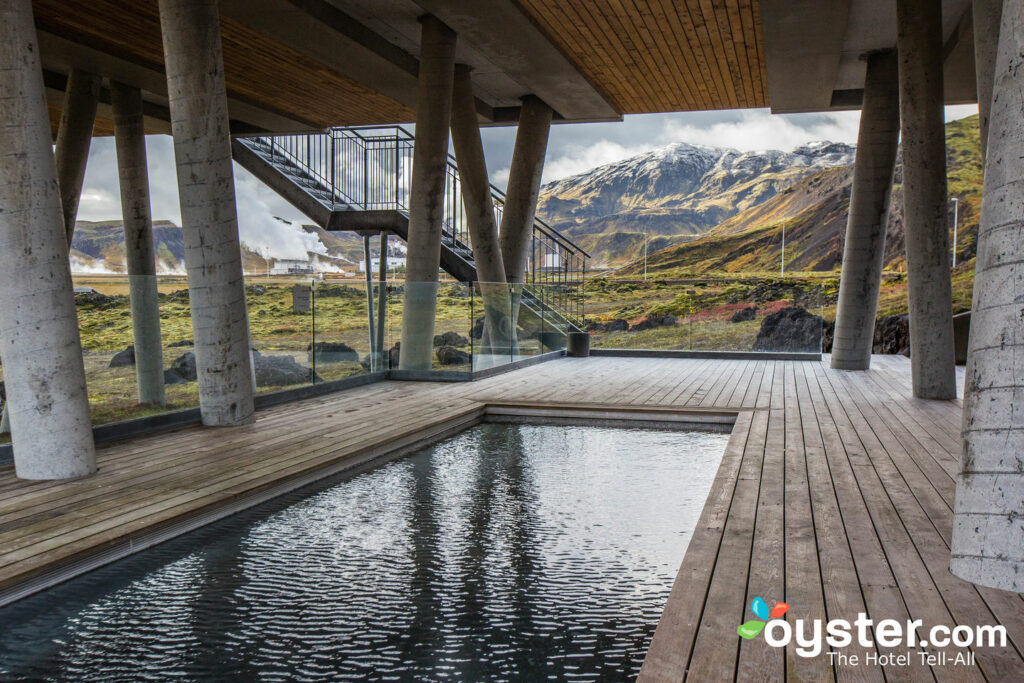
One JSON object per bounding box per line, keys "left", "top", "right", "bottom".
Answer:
{"left": 450, "top": 63, "right": 510, "bottom": 360}
{"left": 499, "top": 96, "right": 553, "bottom": 283}
{"left": 159, "top": 0, "right": 254, "bottom": 424}
{"left": 831, "top": 51, "right": 901, "bottom": 371}
{"left": 973, "top": 0, "right": 1003, "bottom": 162}
{"left": 399, "top": 15, "right": 456, "bottom": 371}
{"left": 111, "top": 82, "right": 165, "bottom": 406}
{"left": 55, "top": 68, "right": 101, "bottom": 244}
{"left": 0, "top": 0, "right": 96, "bottom": 479}
{"left": 951, "top": 0, "right": 1024, "bottom": 591}
{"left": 896, "top": 0, "right": 957, "bottom": 399}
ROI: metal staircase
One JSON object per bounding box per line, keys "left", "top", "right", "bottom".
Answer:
{"left": 231, "top": 126, "right": 587, "bottom": 329}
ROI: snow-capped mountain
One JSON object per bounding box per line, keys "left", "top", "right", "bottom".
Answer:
{"left": 536, "top": 140, "right": 855, "bottom": 268}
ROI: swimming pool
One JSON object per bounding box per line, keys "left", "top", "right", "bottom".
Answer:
{"left": 0, "top": 422, "right": 728, "bottom": 681}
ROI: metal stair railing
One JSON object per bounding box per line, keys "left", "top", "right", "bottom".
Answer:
{"left": 238, "top": 125, "right": 589, "bottom": 329}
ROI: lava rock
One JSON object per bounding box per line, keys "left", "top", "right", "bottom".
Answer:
{"left": 433, "top": 331, "right": 469, "bottom": 347}
{"left": 307, "top": 341, "right": 358, "bottom": 363}
{"left": 167, "top": 339, "right": 194, "bottom": 348}
{"left": 730, "top": 306, "right": 757, "bottom": 323}
{"left": 74, "top": 290, "right": 127, "bottom": 308}
{"left": 253, "top": 350, "right": 319, "bottom": 387}
{"left": 471, "top": 317, "right": 485, "bottom": 340}
{"left": 752, "top": 307, "right": 823, "bottom": 352}
{"left": 586, "top": 318, "right": 629, "bottom": 333}
{"left": 872, "top": 314, "right": 910, "bottom": 356}
{"left": 165, "top": 351, "right": 197, "bottom": 382}
{"left": 436, "top": 345, "right": 470, "bottom": 366}
{"left": 630, "top": 314, "right": 677, "bottom": 332}
{"left": 109, "top": 345, "right": 136, "bottom": 368}
{"left": 822, "top": 320, "right": 835, "bottom": 354}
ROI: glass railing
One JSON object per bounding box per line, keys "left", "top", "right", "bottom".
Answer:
{"left": 585, "top": 278, "right": 829, "bottom": 354}
{"left": 0, "top": 275, "right": 576, "bottom": 445}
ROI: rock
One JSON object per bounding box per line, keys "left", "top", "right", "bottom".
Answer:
{"left": 433, "top": 331, "right": 469, "bottom": 347}
{"left": 245, "top": 284, "right": 266, "bottom": 296}
{"left": 752, "top": 307, "right": 823, "bottom": 352}
{"left": 165, "top": 351, "right": 197, "bottom": 382}
{"left": 471, "top": 317, "right": 485, "bottom": 340}
{"left": 307, "top": 341, "right": 358, "bottom": 363}
{"left": 257, "top": 310, "right": 268, "bottom": 317}
{"left": 872, "top": 314, "right": 910, "bottom": 356}
{"left": 74, "top": 290, "right": 127, "bottom": 308}
{"left": 630, "top": 314, "right": 677, "bottom": 332}
{"left": 163, "top": 370, "right": 190, "bottom": 385}
{"left": 822, "top": 320, "right": 835, "bottom": 354}
{"left": 109, "top": 345, "right": 136, "bottom": 368}
{"left": 167, "top": 339, "right": 194, "bottom": 348}
{"left": 253, "top": 350, "right": 319, "bottom": 387}
{"left": 436, "top": 345, "right": 470, "bottom": 366}
{"left": 586, "top": 318, "right": 629, "bottom": 333}
{"left": 730, "top": 306, "right": 757, "bottom": 323}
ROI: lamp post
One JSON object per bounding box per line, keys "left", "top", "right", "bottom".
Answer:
{"left": 951, "top": 197, "right": 959, "bottom": 268}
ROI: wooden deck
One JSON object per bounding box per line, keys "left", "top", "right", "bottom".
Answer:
{"left": 1, "top": 355, "right": 1022, "bottom": 680}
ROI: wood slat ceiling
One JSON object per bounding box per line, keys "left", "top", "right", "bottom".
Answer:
{"left": 33, "top": 0, "right": 414, "bottom": 130}
{"left": 513, "top": 0, "right": 769, "bottom": 113}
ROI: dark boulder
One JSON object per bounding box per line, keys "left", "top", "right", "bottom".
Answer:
{"left": 752, "top": 307, "right": 822, "bottom": 353}
{"left": 167, "top": 339, "right": 194, "bottom": 348}
{"left": 471, "top": 317, "right": 485, "bottom": 340}
{"left": 730, "top": 306, "right": 757, "bottom": 323}
{"left": 436, "top": 345, "right": 470, "bottom": 366}
{"left": 165, "top": 351, "right": 197, "bottom": 382}
{"left": 630, "top": 314, "right": 677, "bottom": 332}
{"left": 822, "top": 320, "right": 835, "bottom": 354}
{"left": 872, "top": 314, "right": 910, "bottom": 356}
{"left": 109, "top": 345, "right": 136, "bottom": 368}
{"left": 586, "top": 318, "right": 629, "bottom": 333}
{"left": 253, "top": 350, "right": 319, "bottom": 387}
{"left": 307, "top": 341, "right": 358, "bottom": 363}
{"left": 434, "top": 331, "right": 469, "bottom": 347}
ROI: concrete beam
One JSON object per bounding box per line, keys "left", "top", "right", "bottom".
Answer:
{"left": 499, "top": 96, "right": 552, "bottom": 283}
{"left": 832, "top": 51, "right": 901, "bottom": 371}
{"left": 399, "top": 15, "right": 457, "bottom": 371}
{"left": 897, "top": 0, "right": 957, "bottom": 399}
{"left": 111, "top": 82, "right": 166, "bottom": 407}
{"left": 54, "top": 68, "right": 100, "bottom": 243}
{"left": 951, "top": 0, "right": 1024, "bottom": 592}
{"left": 0, "top": 0, "right": 96, "bottom": 479}
{"left": 159, "top": 0, "right": 254, "bottom": 425}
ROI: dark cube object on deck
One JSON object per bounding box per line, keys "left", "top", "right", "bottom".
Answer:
{"left": 568, "top": 331, "right": 590, "bottom": 357}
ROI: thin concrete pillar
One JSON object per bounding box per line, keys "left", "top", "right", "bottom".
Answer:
{"left": 159, "top": 0, "right": 254, "bottom": 424}
{"left": 398, "top": 15, "right": 456, "bottom": 371}
{"left": 499, "top": 96, "right": 553, "bottom": 283}
{"left": 450, "top": 63, "right": 511, "bottom": 361}
{"left": 111, "top": 82, "right": 165, "bottom": 406}
{"left": 896, "top": 0, "right": 957, "bottom": 399}
{"left": 0, "top": 0, "right": 96, "bottom": 479}
{"left": 55, "top": 68, "right": 100, "bottom": 245}
{"left": 951, "top": 0, "right": 1024, "bottom": 591}
{"left": 831, "top": 51, "right": 901, "bottom": 371}
{"left": 973, "top": 0, "right": 1003, "bottom": 163}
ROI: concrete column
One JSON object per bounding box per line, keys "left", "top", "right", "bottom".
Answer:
{"left": 499, "top": 96, "right": 553, "bottom": 283}
{"left": 159, "top": 0, "right": 254, "bottom": 424}
{"left": 950, "top": 0, "right": 1024, "bottom": 592}
{"left": 0, "top": 0, "right": 96, "bottom": 479}
{"left": 398, "top": 15, "right": 456, "bottom": 371}
{"left": 973, "top": 0, "right": 1003, "bottom": 163}
{"left": 111, "top": 82, "right": 165, "bottom": 406}
{"left": 450, "top": 64, "right": 511, "bottom": 361}
{"left": 896, "top": 0, "right": 957, "bottom": 399}
{"left": 831, "top": 51, "right": 901, "bottom": 371}
{"left": 55, "top": 68, "right": 101, "bottom": 245}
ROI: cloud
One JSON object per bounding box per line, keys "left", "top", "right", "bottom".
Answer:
{"left": 660, "top": 110, "right": 862, "bottom": 153}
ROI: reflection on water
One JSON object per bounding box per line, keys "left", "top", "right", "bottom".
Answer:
{"left": 0, "top": 423, "right": 727, "bottom": 681}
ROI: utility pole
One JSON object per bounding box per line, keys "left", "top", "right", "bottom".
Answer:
{"left": 780, "top": 220, "right": 786, "bottom": 279}
{"left": 951, "top": 196, "right": 959, "bottom": 268}
{"left": 643, "top": 228, "right": 648, "bottom": 281}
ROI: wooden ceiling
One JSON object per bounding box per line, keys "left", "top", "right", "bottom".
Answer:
{"left": 34, "top": 0, "right": 414, "bottom": 131}
{"left": 512, "top": 0, "right": 768, "bottom": 113}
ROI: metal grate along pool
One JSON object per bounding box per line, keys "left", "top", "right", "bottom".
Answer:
{"left": 0, "top": 423, "right": 728, "bottom": 681}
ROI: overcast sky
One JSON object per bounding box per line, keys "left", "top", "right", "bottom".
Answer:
{"left": 76, "top": 105, "right": 979, "bottom": 258}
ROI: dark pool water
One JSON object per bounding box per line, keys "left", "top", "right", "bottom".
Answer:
{"left": 0, "top": 423, "right": 728, "bottom": 682}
